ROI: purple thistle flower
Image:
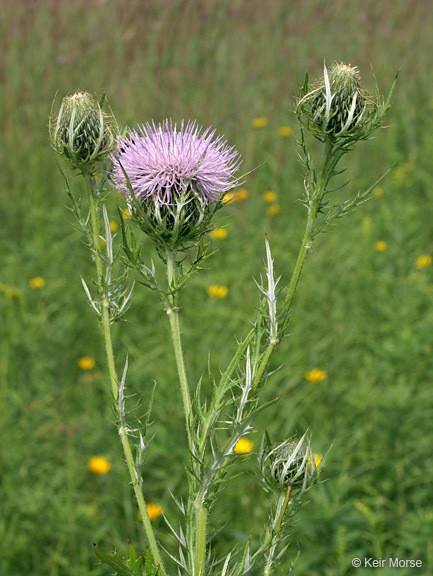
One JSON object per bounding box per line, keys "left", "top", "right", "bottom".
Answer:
{"left": 111, "top": 119, "right": 242, "bottom": 205}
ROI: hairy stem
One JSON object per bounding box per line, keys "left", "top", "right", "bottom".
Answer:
{"left": 250, "top": 485, "right": 292, "bottom": 575}
{"left": 165, "top": 248, "right": 194, "bottom": 456}
{"left": 274, "top": 484, "right": 293, "bottom": 534}
{"left": 284, "top": 140, "right": 333, "bottom": 311}
{"left": 165, "top": 250, "right": 202, "bottom": 575}
{"left": 252, "top": 141, "right": 334, "bottom": 390}
{"left": 85, "top": 174, "right": 166, "bottom": 574}
{"left": 86, "top": 175, "right": 118, "bottom": 399}
{"left": 194, "top": 498, "right": 208, "bottom": 576}
{"left": 118, "top": 425, "right": 166, "bottom": 574}
{"left": 197, "top": 325, "right": 255, "bottom": 461}
{"left": 263, "top": 486, "right": 293, "bottom": 575}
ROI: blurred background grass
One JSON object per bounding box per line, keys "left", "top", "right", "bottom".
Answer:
{"left": 1, "top": 0, "right": 433, "bottom": 574}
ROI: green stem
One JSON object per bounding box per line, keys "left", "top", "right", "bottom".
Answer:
{"left": 282, "top": 204, "right": 316, "bottom": 312}
{"left": 251, "top": 141, "right": 334, "bottom": 391}
{"left": 263, "top": 485, "right": 293, "bottom": 575}
{"left": 283, "top": 141, "right": 334, "bottom": 311}
{"left": 165, "top": 248, "right": 194, "bottom": 457}
{"left": 194, "top": 498, "right": 208, "bottom": 576}
{"left": 119, "top": 425, "right": 166, "bottom": 574}
{"left": 101, "top": 307, "right": 118, "bottom": 401}
{"left": 251, "top": 485, "right": 292, "bottom": 575}
{"left": 85, "top": 174, "right": 166, "bottom": 574}
{"left": 251, "top": 335, "right": 278, "bottom": 391}
{"left": 274, "top": 484, "right": 293, "bottom": 533}
{"left": 86, "top": 175, "right": 118, "bottom": 400}
{"left": 86, "top": 175, "right": 104, "bottom": 287}
{"left": 165, "top": 249, "right": 208, "bottom": 575}
{"left": 197, "top": 325, "right": 255, "bottom": 461}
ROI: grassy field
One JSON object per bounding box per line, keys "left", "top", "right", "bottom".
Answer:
{"left": 1, "top": 1, "right": 433, "bottom": 574}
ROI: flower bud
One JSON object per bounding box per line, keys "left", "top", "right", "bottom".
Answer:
{"left": 128, "top": 185, "right": 215, "bottom": 249}
{"left": 50, "top": 92, "right": 117, "bottom": 170}
{"left": 264, "top": 437, "right": 317, "bottom": 492}
{"left": 315, "top": 63, "right": 365, "bottom": 133}
{"left": 298, "top": 63, "right": 368, "bottom": 141}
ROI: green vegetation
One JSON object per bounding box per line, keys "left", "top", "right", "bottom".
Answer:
{"left": 1, "top": 1, "right": 433, "bottom": 575}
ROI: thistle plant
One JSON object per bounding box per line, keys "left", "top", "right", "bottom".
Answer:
{"left": 50, "top": 63, "right": 396, "bottom": 575}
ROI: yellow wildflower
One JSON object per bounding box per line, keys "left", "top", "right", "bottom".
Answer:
{"left": 252, "top": 116, "right": 268, "bottom": 129}
{"left": 210, "top": 228, "right": 228, "bottom": 240}
{"left": 262, "top": 191, "right": 278, "bottom": 203}
{"left": 146, "top": 503, "right": 163, "bottom": 521}
{"left": 234, "top": 437, "right": 254, "bottom": 454}
{"left": 207, "top": 285, "right": 228, "bottom": 299}
{"left": 266, "top": 205, "right": 280, "bottom": 216}
{"left": 78, "top": 356, "right": 95, "bottom": 370}
{"left": 308, "top": 453, "right": 322, "bottom": 470}
{"left": 375, "top": 241, "right": 387, "bottom": 252}
{"left": 109, "top": 221, "right": 118, "bottom": 232}
{"left": 415, "top": 255, "right": 432, "bottom": 269}
{"left": 223, "top": 189, "right": 249, "bottom": 204}
{"left": 100, "top": 237, "right": 106, "bottom": 247}
{"left": 122, "top": 208, "right": 131, "bottom": 219}
{"left": 305, "top": 369, "right": 327, "bottom": 383}
{"left": 29, "top": 277, "right": 45, "bottom": 289}
{"left": 278, "top": 126, "right": 293, "bottom": 138}
{"left": 374, "top": 187, "right": 384, "bottom": 198}
{"left": 88, "top": 456, "right": 111, "bottom": 475}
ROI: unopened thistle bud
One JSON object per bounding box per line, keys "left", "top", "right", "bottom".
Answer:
{"left": 111, "top": 120, "right": 241, "bottom": 249}
{"left": 264, "top": 437, "right": 318, "bottom": 493}
{"left": 298, "top": 62, "right": 369, "bottom": 141}
{"left": 50, "top": 92, "right": 117, "bottom": 170}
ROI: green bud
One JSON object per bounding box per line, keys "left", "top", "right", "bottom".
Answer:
{"left": 312, "top": 63, "right": 365, "bottom": 135}
{"left": 127, "top": 185, "right": 218, "bottom": 250}
{"left": 264, "top": 437, "right": 317, "bottom": 492}
{"left": 297, "top": 62, "right": 371, "bottom": 142}
{"left": 50, "top": 92, "right": 117, "bottom": 170}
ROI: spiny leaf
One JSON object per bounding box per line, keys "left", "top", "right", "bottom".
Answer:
{"left": 126, "top": 541, "right": 143, "bottom": 572}
{"left": 93, "top": 543, "right": 159, "bottom": 576}
{"left": 93, "top": 544, "right": 137, "bottom": 576}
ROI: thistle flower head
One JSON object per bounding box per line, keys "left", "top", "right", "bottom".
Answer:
{"left": 297, "top": 62, "right": 375, "bottom": 142}
{"left": 263, "top": 436, "right": 318, "bottom": 493}
{"left": 314, "top": 63, "right": 365, "bottom": 134}
{"left": 111, "top": 120, "right": 241, "bottom": 248}
{"left": 112, "top": 120, "right": 241, "bottom": 205}
{"left": 50, "top": 91, "right": 117, "bottom": 170}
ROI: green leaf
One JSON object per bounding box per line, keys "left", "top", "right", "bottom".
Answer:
{"left": 93, "top": 542, "right": 160, "bottom": 576}
{"left": 144, "top": 548, "right": 160, "bottom": 575}
{"left": 93, "top": 543, "right": 136, "bottom": 576}
{"left": 126, "top": 541, "right": 143, "bottom": 572}
{"left": 302, "top": 70, "right": 309, "bottom": 95}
